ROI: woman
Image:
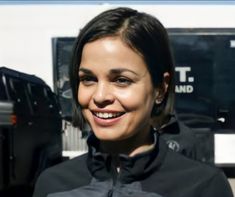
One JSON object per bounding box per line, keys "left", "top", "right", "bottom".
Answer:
{"left": 33, "top": 7, "right": 233, "bottom": 197}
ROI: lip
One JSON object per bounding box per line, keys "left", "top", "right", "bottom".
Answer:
{"left": 91, "top": 109, "right": 125, "bottom": 127}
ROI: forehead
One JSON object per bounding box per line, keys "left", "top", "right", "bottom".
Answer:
{"left": 80, "top": 36, "right": 148, "bottom": 73}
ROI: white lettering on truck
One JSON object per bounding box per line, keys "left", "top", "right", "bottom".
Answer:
{"left": 175, "top": 66, "right": 194, "bottom": 94}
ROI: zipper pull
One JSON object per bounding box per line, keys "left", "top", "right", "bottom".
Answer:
{"left": 108, "top": 189, "right": 113, "bottom": 197}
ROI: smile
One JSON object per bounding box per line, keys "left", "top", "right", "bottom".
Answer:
{"left": 92, "top": 111, "right": 125, "bottom": 119}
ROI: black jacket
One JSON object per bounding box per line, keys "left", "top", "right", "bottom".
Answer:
{"left": 161, "top": 115, "right": 214, "bottom": 164}
{"left": 33, "top": 132, "right": 233, "bottom": 197}
{"left": 160, "top": 115, "right": 198, "bottom": 159}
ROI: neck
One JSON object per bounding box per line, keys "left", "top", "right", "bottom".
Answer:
{"left": 100, "top": 127, "right": 154, "bottom": 157}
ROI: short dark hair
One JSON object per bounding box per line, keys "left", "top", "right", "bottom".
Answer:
{"left": 69, "top": 7, "right": 175, "bottom": 130}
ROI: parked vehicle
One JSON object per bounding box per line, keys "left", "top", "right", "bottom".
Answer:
{"left": 0, "top": 67, "right": 63, "bottom": 197}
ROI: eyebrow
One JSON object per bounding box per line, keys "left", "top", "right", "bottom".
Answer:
{"left": 109, "top": 68, "right": 138, "bottom": 76}
{"left": 78, "top": 68, "right": 93, "bottom": 75}
{"left": 79, "top": 67, "right": 138, "bottom": 76}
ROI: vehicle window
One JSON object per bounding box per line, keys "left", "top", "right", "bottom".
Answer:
{"left": 53, "top": 38, "right": 74, "bottom": 118}
{"left": 28, "top": 84, "right": 48, "bottom": 115}
{"left": 8, "top": 78, "right": 31, "bottom": 115}
{"left": 0, "top": 75, "right": 7, "bottom": 100}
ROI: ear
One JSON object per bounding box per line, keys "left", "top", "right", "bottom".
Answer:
{"left": 154, "top": 72, "right": 170, "bottom": 104}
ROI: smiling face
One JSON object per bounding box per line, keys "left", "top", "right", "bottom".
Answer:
{"left": 78, "top": 36, "right": 156, "bottom": 145}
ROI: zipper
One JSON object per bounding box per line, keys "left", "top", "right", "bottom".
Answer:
{"left": 108, "top": 156, "right": 121, "bottom": 197}
{"left": 108, "top": 189, "right": 113, "bottom": 197}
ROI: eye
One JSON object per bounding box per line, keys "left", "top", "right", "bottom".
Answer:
{"left": 79, "top": 75, "right": 97, "bottom": 86}
{"left": 114, "top": 77, "right": 133, "bottom": 86}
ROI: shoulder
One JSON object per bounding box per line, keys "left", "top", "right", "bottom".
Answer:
{"left": 163, "top": 149, "right": 232, "bottom": 196}
{"left": 39, "top": 153, "right": 90, "bottom": 182}
{"left": 33, "top": 153, "right": 91, "bottom": 197}
{"left": 164, "top": 148, "right": 219, "bottom": 176}
{"left": 146, "top": 144, "right": 233, "bottom": 196}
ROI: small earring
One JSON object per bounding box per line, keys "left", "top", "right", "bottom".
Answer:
{"left": 155, "top": 98, "right": 163, "bottom": 105}
{"left": 153, "top": 126, "right": 157, "bottom": 131}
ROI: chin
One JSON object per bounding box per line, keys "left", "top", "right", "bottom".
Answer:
{"left": 92, "top": 128, "right": 125, "bottom": 142}
{"left": 94, "top": 133, "right": 120, "bottom": 141}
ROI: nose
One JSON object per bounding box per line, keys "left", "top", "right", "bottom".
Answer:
{"left": 93, "top": 82, "right": 114, "bottom": 106}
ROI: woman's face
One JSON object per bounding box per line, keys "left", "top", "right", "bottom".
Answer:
{"left": 78, "top": 36, "right": 156, "bottom": 142}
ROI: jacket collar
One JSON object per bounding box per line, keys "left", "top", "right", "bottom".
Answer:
{"left": 86, "top": 129, "right": 168, "bottom": 184}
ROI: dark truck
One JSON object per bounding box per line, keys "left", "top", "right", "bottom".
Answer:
{"left": 0, "top": 67, "right": 63, "bottom": 197}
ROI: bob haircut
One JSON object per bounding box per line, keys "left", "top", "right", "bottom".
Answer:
{"left": 69, "top": 7, "right": 175, "bottom": 130}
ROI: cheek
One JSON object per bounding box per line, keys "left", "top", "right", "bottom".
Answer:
{"left": 77, "top": 88, "right": 90, "bottom": 120}
{"left": 115, "top": 88, "right": 154, "bottom": 110}
{"left": 77, "top": 86, "right": 90, "bottom": 107}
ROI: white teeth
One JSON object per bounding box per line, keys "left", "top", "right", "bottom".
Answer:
{"left": 94, "top": 112, "right": 122, "bottom": 119}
